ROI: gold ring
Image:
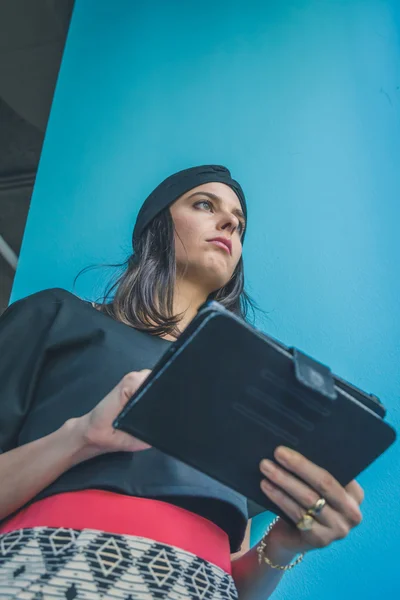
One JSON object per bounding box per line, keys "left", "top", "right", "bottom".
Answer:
{"left": 296, "top": 513, "right": 315, "bottom": 531}
{"left": 307, "top": 497, "right": 326, "bottom": 517}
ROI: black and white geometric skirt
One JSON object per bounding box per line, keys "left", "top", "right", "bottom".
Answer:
{"left": 0, "top": 527, "right": 239, "bottom": 599}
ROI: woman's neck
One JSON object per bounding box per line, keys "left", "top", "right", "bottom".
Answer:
{"left": 171, "top": 278, "right": 209, "bottom": 335}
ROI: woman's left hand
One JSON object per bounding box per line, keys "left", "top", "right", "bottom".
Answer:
{"left": 259, "top": 446, "right": 364, "bottom": 554}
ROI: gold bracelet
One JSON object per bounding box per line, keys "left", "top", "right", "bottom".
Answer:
{"left": 256, "top": 517, "right": 305, "bottom": 571}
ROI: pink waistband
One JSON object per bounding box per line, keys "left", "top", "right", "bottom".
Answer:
{"left": 0, "top": 490, "right": 232, "bottom": 574}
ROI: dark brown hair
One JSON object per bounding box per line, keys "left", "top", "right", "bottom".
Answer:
{"left": 75, "top": 207, "right": 257, "bottom": 338}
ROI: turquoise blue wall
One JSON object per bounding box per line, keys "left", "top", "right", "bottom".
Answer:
{"left": 12, "top": 1, "right": 400, "bottom": 597}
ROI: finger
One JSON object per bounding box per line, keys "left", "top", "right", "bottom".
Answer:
{"left": 261, "top": 478, "right": 306, "bottom": 525}
{"left": 345, "top": 480, "right": 364, "bottom": 505}
{"left": 124, "top": 369, "right": 151, "bottom": 384}
{"left": 260, "top": 459, "right": 334, "bottom": 526}
{"left": 273, "top": 447, "right": 346, "bottom": 508}
{"left": 121, "top": 370, "right": 151, "bottom": 396}
{"left": 274, "top": 447, "right": 362, "bottom": 526}
{"left": 260, "top": 479, "right": 332, "bottom": 546}
{"left": 118, "top": 375, "right": 145, "bottom": 410}
{"left": 139, "top": 369, "right": 152, "bottom": 378}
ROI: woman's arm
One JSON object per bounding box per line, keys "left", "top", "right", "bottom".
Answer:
{"left": 0, "top": 370, "right": 151, "bottom": 520}
{"left": 231, "top": 524, "right": 297, "bottom": 599}
{"left": 0, "top": 419, "right": 95, "bottom": 520}
{"left": 231, "top": 520, "right": 296, "bottom": 598}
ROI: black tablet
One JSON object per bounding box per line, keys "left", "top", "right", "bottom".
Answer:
{"left": 113, "top": 301, "right": 397, "bottom": 519}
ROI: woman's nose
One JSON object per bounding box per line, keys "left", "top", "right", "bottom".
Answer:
{"left": 220, "top": 216, "right": 239, "bottom": 234}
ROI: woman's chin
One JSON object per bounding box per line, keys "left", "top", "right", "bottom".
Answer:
{"left": 203, "top": 270, "right": 233, "bottom": 294}
{"left": 178, "top": 260, "right": 234, "bottom": 292}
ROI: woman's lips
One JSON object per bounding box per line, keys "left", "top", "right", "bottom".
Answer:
{"left": 207, "top": 238, "right": 232, "bottom": 255}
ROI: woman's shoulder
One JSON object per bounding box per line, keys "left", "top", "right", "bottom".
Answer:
{"left": 4, "top": 287, "right": 86, "bottom": 318}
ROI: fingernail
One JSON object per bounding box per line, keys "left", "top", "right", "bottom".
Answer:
{"left": 261, "top": 459, "right": 275, "bottom": 474}
{"left": 276, "top": 447, "right": 292, "bottom": 462}
{"left": 261, "top": 479, "right": 274, "bottom": 492}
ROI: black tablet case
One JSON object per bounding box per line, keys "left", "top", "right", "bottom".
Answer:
{"left": 114, "top": 302, "right": 396, "bottom": 520}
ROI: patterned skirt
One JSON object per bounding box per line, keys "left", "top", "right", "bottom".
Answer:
{"left": 0, "top": 527, "right": 239, "bottom": 599}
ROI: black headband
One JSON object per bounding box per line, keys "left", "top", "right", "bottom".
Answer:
{"left": 132, "top": 165, "right": 247, "bottom": 245}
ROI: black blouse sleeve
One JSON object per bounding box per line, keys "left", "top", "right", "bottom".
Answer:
{"left": 0, "top": 289, "right": 60, "bottom": 454}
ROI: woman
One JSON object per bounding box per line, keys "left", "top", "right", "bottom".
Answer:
{"left": 0, "top": 165, "right": 364, "bottom": 599}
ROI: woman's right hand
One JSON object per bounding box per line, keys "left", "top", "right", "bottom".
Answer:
{"left": 73, "top": 370, "right": 152, "bottom": 459}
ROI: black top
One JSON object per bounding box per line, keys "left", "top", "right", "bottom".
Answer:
{"left": 0, "top": 288, "right": 248, "bottom": 552}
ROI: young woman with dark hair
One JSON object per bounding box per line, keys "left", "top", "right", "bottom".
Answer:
{"left": 0, "top": 166, "right": 364, "bottom": 599}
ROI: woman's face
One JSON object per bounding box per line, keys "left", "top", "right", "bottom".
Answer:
{"left": 169, "top": 182, "right": 246, "bottom": 292}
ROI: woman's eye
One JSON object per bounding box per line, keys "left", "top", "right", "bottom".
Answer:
{"left": 195, "top": 200, "right": 213, "bottom": 211}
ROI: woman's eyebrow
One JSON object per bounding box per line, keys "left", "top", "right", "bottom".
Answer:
{"left": 186, "top": 191, "right": 245, "bottom": 222}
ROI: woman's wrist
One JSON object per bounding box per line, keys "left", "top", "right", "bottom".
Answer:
{"left": 232, "top": 524, "right": 299, "bottom": 595}
{"left": 61, "top": 416, "right": 104, "bottom": 466}
{"left": 259, "top": 518, "right": 308, "bottom": 565}
{"left": 259, "top": 527, "right": 299, "bottom": 567}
